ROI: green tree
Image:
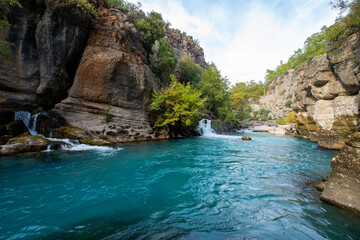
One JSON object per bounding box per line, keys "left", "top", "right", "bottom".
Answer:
{"left": 65, "top": 0, "right": 98, "bottom": 20}
{"left": 197, "top": 64, "right": 229, "bottom": 113}
{"left": 136, "top": 11, "right": 166, "bottom": 53}
{"left": 178, "top": 56, "right": 202, "bottom": 84}
{"left": 149, "top": 75, "right": 206, "bottom": 128}
{"left": 150, "top": 40, "right": 177, "bottom": 85}
{"left": 0, "top": 0, "right": 22, "bottom": 59}
{"left": 197, "top": 64, "right": 238, "bottom": 123}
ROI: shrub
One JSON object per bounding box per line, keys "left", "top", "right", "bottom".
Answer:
{"left": 287, "top": 94, "right": 293, "bottom": 99}
{"left": 102, "top": 108, "right": 112, "bottom": 123}
{"left": 285, "top": 100, "right": 293, "bottom": 108}
{"left": 149, "top": 75, "right": 205, "bottom": 128}
{"left": 284, "top": 111, "right": 296, "bottom": 124}
{"left": 150, "top": 40, "right": 177, "bottom": 85}
{"left": 65, "top": 0, "right": 98, "bottom": 20}
{"left": 178, "top": 56, "right": 202, "bottom": 84}
{"left": 276, "top": 111, "right": 296, "bottom": 125}
{"left": 136, "top": 11, "right": 166, "bottom": 53}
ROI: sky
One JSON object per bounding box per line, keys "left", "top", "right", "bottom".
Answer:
{"left": 126, "top": 0, "right": 339, "bottom": 85}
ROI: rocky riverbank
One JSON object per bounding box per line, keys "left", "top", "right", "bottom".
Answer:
{"left": 257, "top": 31, "right": 360, "bottom": 213}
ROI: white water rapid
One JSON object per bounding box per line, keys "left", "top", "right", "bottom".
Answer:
{"left": 197, "top": 119, "right": 217, "bottom": 137}
{"left": 14, "top": 111, "right": 119, "bottom": 152}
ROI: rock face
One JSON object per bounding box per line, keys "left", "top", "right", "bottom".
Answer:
{"left": 52, "top": 7, "right": 170, "bottom": 142}
{"left": 0, "top": 0, "right": 101, "bottom": 110}
{"left": 320, "top": 132, "right": 360, "bottom": 214}
{"left": 165, "top": 27, "right": 208, "bottom": 69}
{"left": 260, "top": 32, "right": 360, "bottom": 150}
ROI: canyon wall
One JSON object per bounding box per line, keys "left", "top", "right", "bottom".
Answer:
{"left": 260, "top": 32, "right": 360, "bottom": 150}
{"left": 0, "top": 1, "right": 207, "bottom": 143}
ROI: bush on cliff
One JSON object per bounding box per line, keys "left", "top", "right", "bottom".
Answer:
{"left": 265, "top": 26, "right": 327, "bottom": 87}
{"left": 178, "top": 56, "right": 202, "bottom": 84}
{"left": 136, "top": 11, "right": 166, "bottom": 53}
{"left": 150, "top": 40, "right": 177, "bottom": 85}
{"left": 107, "top": 0, "right": 146, "bottom": 22}
{"left": 149, "top": 75, "right": 205, "bottom": 128}
{"left": 326, "top": 0, "right": 360, "bottom": 42}
{"left": 65, "top": 0, "right": 98, "bottom": 20}
{"left": 276, "top": 111, "right": 296, "bottom": 125}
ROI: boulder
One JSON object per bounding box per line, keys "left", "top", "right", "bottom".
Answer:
{"left": 241, "top": 136, "right": 252, "bottom": 141}
{"left": 320, "top": 132, "right": 360, "bottom": 214}
{"left": 6, "top": 121, "right": 27, "bottom": 137}
{"left": 0, "top": 134, "right": 49, "bottom": 156}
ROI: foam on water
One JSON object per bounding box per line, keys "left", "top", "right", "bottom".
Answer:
{"left": 197, "top": 119, "right": 244, "bottom": 139}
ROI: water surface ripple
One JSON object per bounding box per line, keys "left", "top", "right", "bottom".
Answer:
{"left": 0, "top": 132, "right": 360, "bottom": 240}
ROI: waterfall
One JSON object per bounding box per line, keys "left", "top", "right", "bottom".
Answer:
{"left": 14, "top": 111, "right": 117, "bottom": 152}
{"left": 197, "top": 119, "right": 217, "bottom": 137}
{"left": 14, "top": 111, "right": 42, "bottom": 136}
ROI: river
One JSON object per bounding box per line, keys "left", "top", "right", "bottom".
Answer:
{"left": 1, "top": 131, "right": 360, "bottom": 239}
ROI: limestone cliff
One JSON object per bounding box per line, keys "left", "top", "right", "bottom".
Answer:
{"left": 260, "top": 32, "right": 360, "bottom": 150}
{"left": 52, "top": 6, "right": 169, "bottom": 142}
{"left": 165, "top": 27, "right": 208, "bottom": 69}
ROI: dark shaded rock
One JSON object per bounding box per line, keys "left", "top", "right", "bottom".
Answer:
{"left": 0, "top": 0, "right": 108, "bottom": 110}
{"left": 242, "top": 136, "right": 252, "bottom": 141}
{"left": 0, "top": 112, "right": 14, "bottom": 125}
{"left": 6, "top": 121, "right": 27, "bottom": 137}
{"left": 36, "top": 114, "right": 60, "bottom": 137}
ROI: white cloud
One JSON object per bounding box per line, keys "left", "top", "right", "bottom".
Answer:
{"left": 127, "top": 0, "right": 339, "bottom": 84}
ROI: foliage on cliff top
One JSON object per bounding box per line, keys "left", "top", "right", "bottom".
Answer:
{"left": 265, "top": 0, "right": 360, "bottom": 88}
{"left": 149, "top": 75, "right": 205, "bottom": 128}
{"left": 65, "top": 0, "right": 98, "bottom": 20}
{"left": 265, "top": 26, "right": 328, "bottom": 88}
{"left": 107, "top": 0, "right": 146, "bottom": 22}
{"left": 150, "top": 40, "right": 177, "bottom": 85}
{"left": 326, "top": 0, "right": 360, "bottom": 42}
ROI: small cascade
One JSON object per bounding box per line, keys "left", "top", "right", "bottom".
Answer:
{"left": 14, "top": 111, "right": 42, "bottom": 136}
{"left": 14, "top": 111, "right": 116, "bottom": 152}
{"left": 197, "top": 119, "right": 217, "bottom": 137}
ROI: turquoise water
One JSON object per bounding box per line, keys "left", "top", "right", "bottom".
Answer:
{"left": 1, "top": 132, "right": 360, "bottom": 240}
